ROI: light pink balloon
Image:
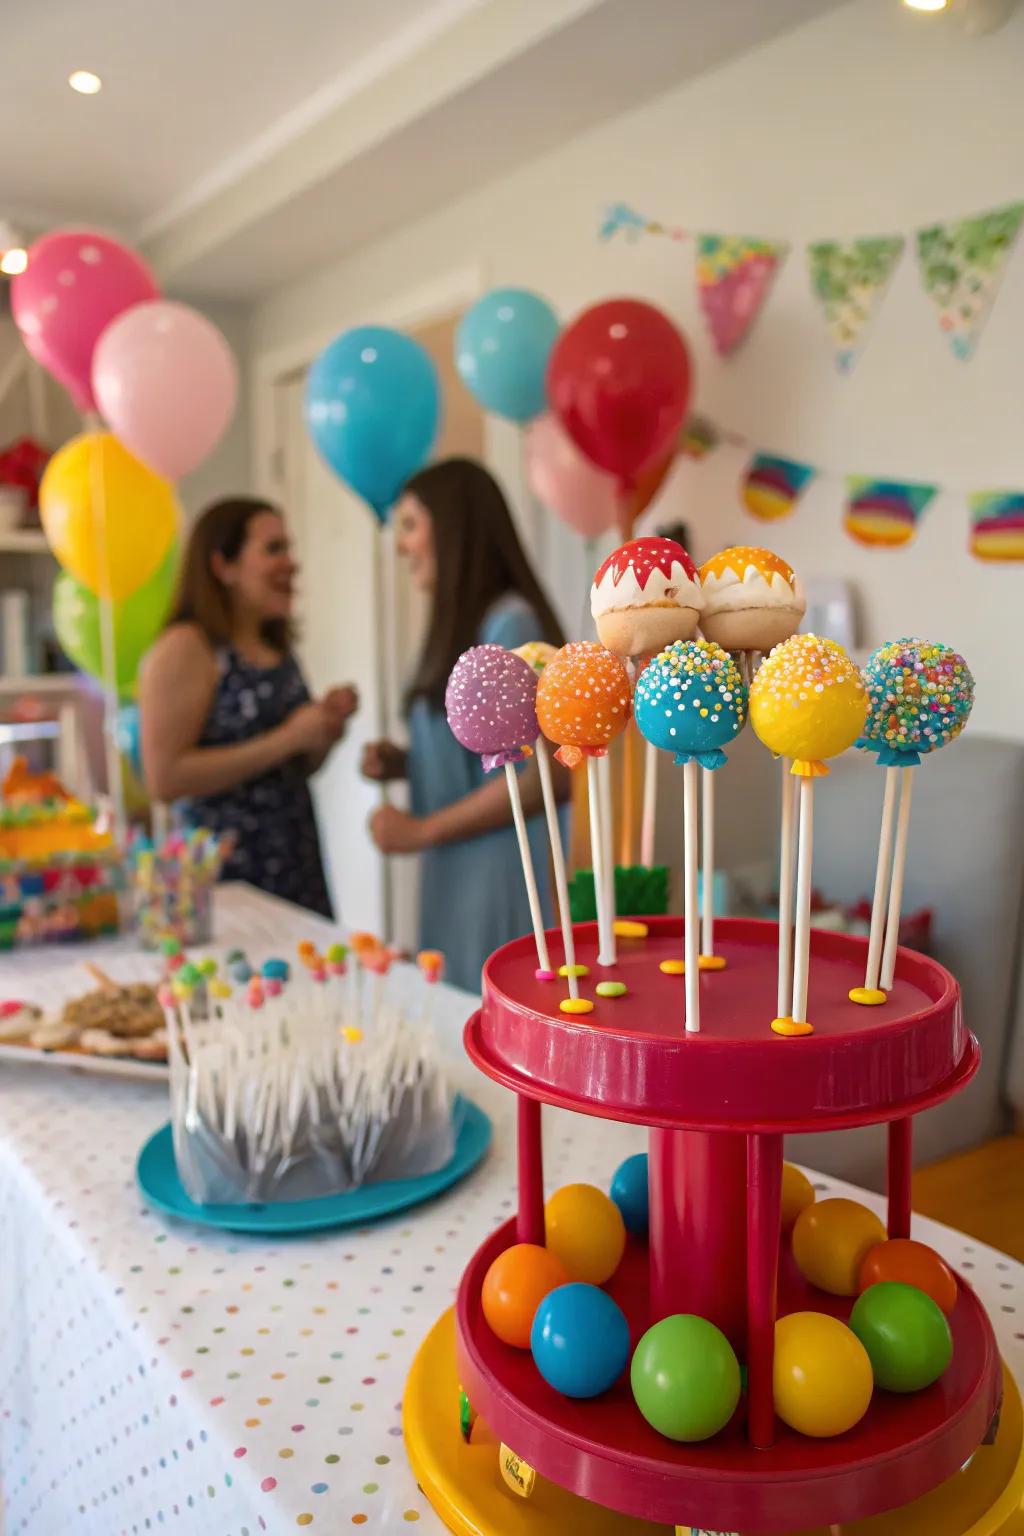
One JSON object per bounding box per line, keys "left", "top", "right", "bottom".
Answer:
{"left": 92, "top": 301, "right": 238, "bottom": 480}
{"left": 524, "top": 411, "right": 619, "bottom": 537}
{"left": 11, "top": 230, "right": 159, "bottom": 413}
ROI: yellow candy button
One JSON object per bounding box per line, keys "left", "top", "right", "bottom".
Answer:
{"left": 613, "top": 919, "right": 649, "bottom": 939}
{"left": 659, "top": 959, "right": 686, "bottom": 976}
{"left": 340, "top": 1026, "right": 364, "bottom": 1043}
{"left": 558, "top": 963, "right": 590, "bottom": 978}
{"left": 559, "top": 998, "right": 595, "bottom": 1016}
{"left": 698, "top": 954, "right": 727, "bottom": 972}
{"left": 849, "top": 986, "right": 887, "bottom": 1006}
{"left": 595, "top": 981, "right": 627, "bottom": 999}
{"left": 771, "top": 1016, "right": 814, "bottom": 1037}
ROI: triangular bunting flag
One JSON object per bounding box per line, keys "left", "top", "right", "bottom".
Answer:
{"left": 915, "top": 201, "right": 1024, "bottom": 360}
{"left": 696, "top": 235, "right": 788, "bottom": 356}
{"left": 844, "top": 477, "right": 938, "bottom": 547}
{"left": 740, "top": 453, "right": 817, "bottom": 521}
{"left": 599, "top": 203, "right": 647, "bottom": 241}
{"left": 807, "top": 236, "right": 905, "bottom": 372}
{"left": 678, "top": 413, "right": 720, "bottom": 460}
{"left": 969, "top": 489, "right": 1024, "bottom": 561}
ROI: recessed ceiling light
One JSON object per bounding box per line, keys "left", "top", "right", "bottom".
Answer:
{"left": 902, "top": 0, "right": 948, "bottom": 11}
{"left": 0, "top": 248, "right": 28, "bottom": 276}
{"left": 68, "top": 69, "right": 102, "bottom": 95}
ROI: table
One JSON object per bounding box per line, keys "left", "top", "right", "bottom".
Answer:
{"left": 1, "top": 886, "right": 1023, "bottom": 1535}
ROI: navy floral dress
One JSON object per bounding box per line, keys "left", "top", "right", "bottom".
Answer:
{"left": 179, "top": 648, "right": 333, "bottom": 917}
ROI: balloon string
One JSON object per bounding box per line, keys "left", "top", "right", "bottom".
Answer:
{"left": 87, "top": 421, "right": 127, "bottom": 845}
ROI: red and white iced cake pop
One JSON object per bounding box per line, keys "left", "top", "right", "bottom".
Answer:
{"left": 590, "top": 537, "right": 702, "bottom": 659}
{"left": 698, "top": 546, "right": 805, "bottom": 654}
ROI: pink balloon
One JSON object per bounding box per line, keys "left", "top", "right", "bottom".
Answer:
{"left": 92, "top": 301, "right": 238, "bottom": 480}
{"left": 524, "top": 412, "right": 618, "bottom": 538}
{"left": 11, "top": 230, "right": 159, "bottom": 413}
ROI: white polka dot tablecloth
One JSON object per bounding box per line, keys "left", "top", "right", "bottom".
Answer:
{"left": 1, "top": 891, "right": 1022, "bottom": 1534}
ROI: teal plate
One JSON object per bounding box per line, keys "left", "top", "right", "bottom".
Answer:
{"left": 136, "top": 1095, "right": 492, "bottom": 1234}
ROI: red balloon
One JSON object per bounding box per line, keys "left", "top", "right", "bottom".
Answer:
{"left": 547, "top": 299, "right": 692, "bottom": 488}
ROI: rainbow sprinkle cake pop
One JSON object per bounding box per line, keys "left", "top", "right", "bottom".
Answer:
{"left": 859, "top": 639, "right": 974, "bottom": 766}
{"left": 634, "top": 639, "right": 747, "bottom": 769}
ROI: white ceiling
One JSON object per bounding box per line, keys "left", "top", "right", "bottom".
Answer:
{"left": 0, "top": 0, "right": 846, "bottom": 297}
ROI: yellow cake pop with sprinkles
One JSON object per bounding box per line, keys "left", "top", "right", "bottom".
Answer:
{"left": 750, "top": 633, "right": 867, "bottom": 776}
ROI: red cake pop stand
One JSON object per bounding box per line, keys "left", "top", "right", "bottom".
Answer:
{"left": 405, "top": 918, "right": 1016, "bottom": 1535}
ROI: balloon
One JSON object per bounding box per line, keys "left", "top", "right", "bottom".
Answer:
{"left": 547, "top": 299, "right": 691, "bottom": 486}
{"left": 773, "top": 1313, "right": 873, "bottom": 1437}
{"left": 858, "top": 1238, "right": 958, "bottom": 1315}
{"left": 780, "top": 1163, "right": 816, "bottom": 1232}
{"left": 114, "top": 704, "right": 142, "bottom": 778}
{"left": 52, "top": 539, "right": 180, "bottom": 696}
{"left": 610, "top": 1152, "right": 649, "bottom": 1236}
{"left": 455, "top": 288, "right": 559, "bottom": 422}
{"left": 631, "top": 1314, "right": 741, "bottom": 1442}
{"left": 849, "top": 1281, "right": 953, "bottom": 1392}
{"left": 92, "top": 301, "right": 237, "bottom": 480}
{"left": 791, "top": 1198, "right": 887, "bottom": 1297}
{"left": 530, "top": 1284, "right": 630, "bottom": 1399}
{"left": 481, "top": 1244, "right": 568, "bottom": 1349}
{"left": 11, "top": 230, "right": 159, "bottom": 412}
{"left": 523, "top": 413, "right": 619, "bottom": 537}
{"left": 40, "top": 432, "right": 179, "bottom": 601}
{"left": 544, "top": 1183, "right": 626, "bottom": 1285}
{"left": 305, "top": 326, "right": 440, "bottom": 520}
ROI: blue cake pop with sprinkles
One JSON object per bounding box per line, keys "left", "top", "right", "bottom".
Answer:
{"left": 859, "top": 638, "right": 974, "bottom": 767}
{"left": 634, "top": 638, "right": 748, "bottom": 769}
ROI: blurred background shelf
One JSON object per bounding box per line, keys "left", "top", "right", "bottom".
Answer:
{"left": 0, "top": 528, "right": 49, "bottom": 554}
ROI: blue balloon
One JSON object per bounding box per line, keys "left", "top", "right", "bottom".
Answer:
{"left": 611, "top": 1152, "right": 649, "bottom": 1236}
{"left": 115, "top": 703, "right": 142, "bottom": 777}
{"left": 530, "top": 1283, "right": 630, "bottom": 1399}
{"left": 455, "top": 288, "right": 559, "bottom": 423}
{"left": 305, "top": 326, "right": 440, "bottom": 521}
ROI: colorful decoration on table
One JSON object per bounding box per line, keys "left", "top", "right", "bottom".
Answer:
{"left": 52, "top": 538, "right": 180, "bottom": 697}
{"left": 858, "top": 1238, "right": 958, "bottom": 1315}
{"left": 543, "top": 1183, "right": 625, "bottom": 1286}
{"left": 630, "top": 1314, "right": 741, "bottom": 1442}
{"left": 10, "top": 229, "right": 160, "bottom": 413}
{"left": 696, "top": 234, "right": 788, "bottom": 356}
{"left": 969, "top": 488, "right": 1024, "bottom": 561}
{"left": 915, "top": 200, "right": 1024, "bottom": 360}
{"left": 130, "top": 828, "right": 230, "bottom": 950}
{"left": 851, "top": 639, "right": 974, "bottom": 1006}
{"left": 566, "top": 863, "right": 669, "bottom": 923}
{"left": 741, "top": 452, "right": 817, "bottom": 522}
{"left": 610, "top": 1151, "right": 649, "bottom": 1236}
{"left": 92, "top": 300, "right": 238, "bottom": 481}
{"left": 849, "top": 1281, "right": 953, "bottom": 1392}
{"left": 481, "top": 1243, "right": 568, "bottom": 1348}
{"left": 772, "top": 1312, "right": 874, "bottom": 1438}
{"left": 791, "top": 1198, "right": 887, "bottom": 1297}
{"left": 844, "top": 476, "right": 938, "bottom": 548}
{"left": 698, "top": 546, "right": 806, "bottom": 656}
{"left": 547, "top": 299, "right": 692, "bottom": 490}
{"left": 40, "top": 432, "right": 180, "bottom": 601}
{"left": 530, "top": 1283, "right": 631, "bottom": 1399}
{"left": 780, "top": 1163, "right": 816, "bottom": 1232}
{"left": 305, "top": 326, "right": 440, "bottom": 521}
{"left": 807, "top": 236, "right": 905, "bottom": 372}
{"left": 454, "top": 287, "right": 559, "bottom": 423}
{"left": 591, "top": 538, "right": 702, "bottom": 659}
{"left": 634, "top": 640, "right": 747, "bottom": 771}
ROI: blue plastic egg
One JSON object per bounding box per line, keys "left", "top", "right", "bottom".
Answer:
{"left": 611, "top": 1152, "right": 649, "bottom": 1236}
{"left": 530, "top": 1283, "right": 630, "bottom": 1399}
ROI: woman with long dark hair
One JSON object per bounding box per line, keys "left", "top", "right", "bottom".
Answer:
{"left": 361, "top": 458, "right": 567, "bottom": 990}
{"left": 140, "top": 497, "right": 357, "bottom": 916}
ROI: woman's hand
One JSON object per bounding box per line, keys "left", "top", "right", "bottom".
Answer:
{"left": 369, "top": 804, "right": 433, "bottom": 854}
{"left": 323, "top": 684, "right": 359, "bottom": 726}
{"left": 361, "top": 740, "right": 409, "bottom": 783}
{"left": 282, "top": 701, "right": 341, "bottom": 757}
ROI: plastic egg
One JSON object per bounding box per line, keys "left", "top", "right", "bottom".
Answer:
{"left": 792, "top": 1198, "right": 887, "bottom": 1296}
{"left": 544, "top": 1183, "right": 626, "bottom": 1286}
{"left": 531, "top": 1283, "right": 631, "bottom": 1399}
{"left": 773, "top": 1312, "right": 873, "bottom": 1437}
{"left": 781, "top": 1163, "right": 816, "bottom": 1232}
{"left": 481, "top": 1243, "right": 568, "bottom": 1350}
{"left": 858, "top": 1238, "right": 958, "bottom": 1315}
{"left": 849, "top": 1281, "right": 953, "bottom": 1392}
{"left": 631, "top": 1314, "right": 741, "bottom": 1441}
{"left": 610, "top": 1153, "right": 649, "bottom": 1236}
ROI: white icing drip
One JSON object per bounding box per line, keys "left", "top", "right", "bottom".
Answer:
{"left": 699, "top": 566, "right": 805, "bottom": 616}
{"left": 590, "top": 561, "right": 703, "bottom": 620}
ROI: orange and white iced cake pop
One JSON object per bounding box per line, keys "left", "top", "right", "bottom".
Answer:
{"left": 698, "top": 546, "right": 805, "bottom": 654}
{"left": 750, "top": 633, "right": 867, "bottom": 776}
{"left": 590, "top": 537, "right": 702, "bottom": 659}
{"left": 536, "top": 641, "right": 632, "bottom": 769}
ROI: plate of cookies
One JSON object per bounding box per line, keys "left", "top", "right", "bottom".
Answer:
{"left": 0, "top": 965, "right": 169, "bottom": 1080}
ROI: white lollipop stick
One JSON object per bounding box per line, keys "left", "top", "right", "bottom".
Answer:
{"left": 504, "top": 761, "right": 552, "bottom": 975}
{"left": 640, "top": 739, "right": 658, "bottom": 867}
{"left": 598, "top": 752, "right": 617, "bottom": 948}
{"left": 588, "top": 757, "right": 615, "bottom": 966}
{"left": 860, "top": 766, "right": 899, "bottom": 994}
{"left": 535, "top": 739, "right": 578, "bottom": 1000}
{"left": 776, "top": 762, "right": 797, "bottom": 1020}
{"left": 701, "top": 767, "right": 715, "bottom": 959}
{"left": 790, "top": 777, "right": 815, "bottom": 1028}
{"left": 682, "top": 759, "right": 700, "bottom": 1033}
{"left": 880, "top": 766, "right": 915, "bottom": 992}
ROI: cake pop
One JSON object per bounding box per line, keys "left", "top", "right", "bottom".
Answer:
{"left": 750, "top": 635, "right": 867, "bottom": 1036}
{"left": 851, "top": 639, "right": 974, "bottom": 1005}
{"left": 590, "top": 537, "right": 702, "bottom": 658}
{"left": 698, "top": 545, "right": 806, "bottom": 656}
{"left": 446, "top": 645, "right": 553, "bottom": 980}
{"left": 513, "top": 640, "right": 558, "bottom": 676}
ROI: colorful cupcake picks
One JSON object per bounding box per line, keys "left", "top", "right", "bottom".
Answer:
{"left": 750, "top": 635, "right": 868, "bottom": 1036}
{"left": 851, "top": 639, "right": 974, "bottom": 1005}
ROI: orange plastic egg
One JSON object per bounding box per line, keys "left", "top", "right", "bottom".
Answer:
{"left": 481, "top": 1243, "right": 569, "bottom": 1349}
{"left": 858, "top": 1238, "right": 959, "bottom": 1315}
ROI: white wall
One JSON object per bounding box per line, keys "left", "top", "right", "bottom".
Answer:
{"left": 251, "top": 0, "right": 1024, "bottom": 740}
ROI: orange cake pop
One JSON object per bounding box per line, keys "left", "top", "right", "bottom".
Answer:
{"left": 698, "top": 546, "right": 805, "bottom": 654}
{"left": 536, "top": 642, "right": 632, "bottom": 769}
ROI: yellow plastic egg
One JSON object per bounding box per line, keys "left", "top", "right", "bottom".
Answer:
{"left": 544, "top": 1183, "right": 626, "bottom": 1286}
{"left": 750, "top": 634, "right": 867, "bottom": 774}
{"left": 792, "top": 1198, "right": 887, "bottom": 1296}
{"left": 773, "top": 1312, "right": 874, "bottom": 1437}
{"left": 781, "top": 1163, "right": 816, "bottom": 1232}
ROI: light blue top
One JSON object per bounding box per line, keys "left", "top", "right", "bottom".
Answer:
{"left": 408, "top": 593, "right": 561, "bottom": 994}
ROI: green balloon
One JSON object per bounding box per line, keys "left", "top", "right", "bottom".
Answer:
{"left": 850, "top": 1281, "right": 953, "bottom": 1393}
{"left": 630, "top": 1314, "right": 741, "bottom": 1441}
{"left": 53, "top": 539, "right": 179, "bottom": 697}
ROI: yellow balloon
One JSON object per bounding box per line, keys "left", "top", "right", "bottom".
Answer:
{"left": 773, "top": 1312, "right": 873, "bottom": 1438}
{"left": 544, "top": 1183, "right": 626, "bottom": 1285}
{"left": 750, "top": 634, "right": 867, "bottom": 774}
{"left": 780, "top": 1162, "right": 816, "bottom": 1232}
{"left": 40, "top": 431, "right": 180, "bottom": 600}
{"left": 791, "top": 1197, "right": 887, "bottom": 1297}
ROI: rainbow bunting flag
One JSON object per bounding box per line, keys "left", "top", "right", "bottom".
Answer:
{"left": 679, "top": 414, "right": 720, "bottom": 460}
{"left": 844, "top": 477, "right": 938, "bottom": 548}
{"left": 916, "top": 201, "right": 1024, "bottom": 361}
{"left": 969, "top": 490, "right": 1024, "bottom": 562}
{"left": 740, "top": 453, "right": 816, "bottom": 521}
{"left": 696, "top": 235, "right": 788, "bottom": 356}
